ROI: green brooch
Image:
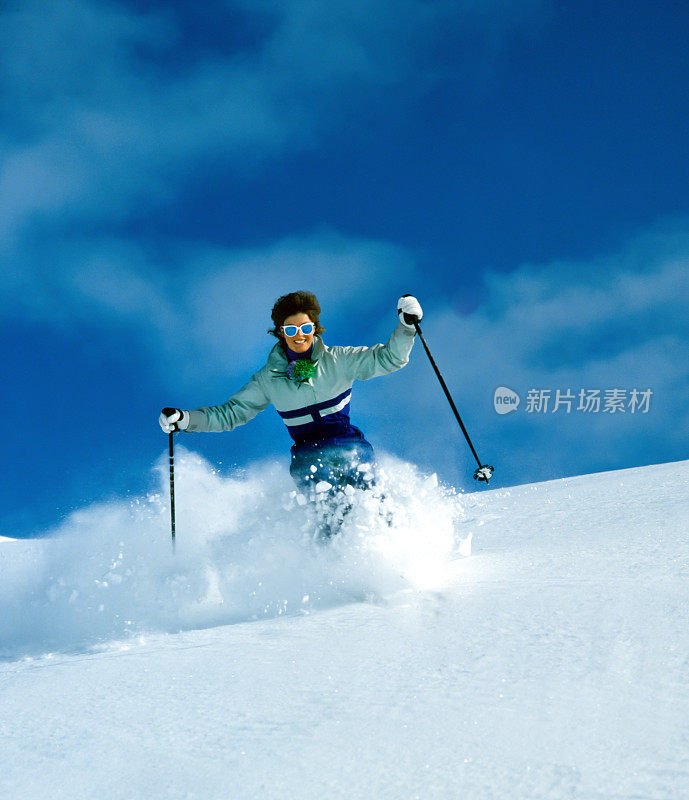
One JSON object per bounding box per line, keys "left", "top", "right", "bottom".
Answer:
{"left": 287, "top": 359, "right": 316, "bottom": 383}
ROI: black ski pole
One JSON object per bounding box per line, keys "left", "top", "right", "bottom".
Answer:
{"left": 403, "top": 305, "right": 494, "bottom": 483}
{"left": 168, "top": 431, "right": 176, "bottom": 550}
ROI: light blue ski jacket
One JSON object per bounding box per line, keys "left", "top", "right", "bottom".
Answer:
{"left": 186, "top": 322, "right": 416, "bottom": 445}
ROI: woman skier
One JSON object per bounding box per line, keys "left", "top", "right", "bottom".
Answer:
{"left": 159, "top": 291, "right": 422, "bottom": 535}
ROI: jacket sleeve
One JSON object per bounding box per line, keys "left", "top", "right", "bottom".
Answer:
{"left": 338, "top": 322, "right": 416, "bottom": 382}
{"left": 185, "top": 371, "right": 270, "bottom": 433}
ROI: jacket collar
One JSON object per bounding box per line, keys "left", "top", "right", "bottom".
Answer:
{"left": 267, "top": 336, "right": 325, "bottom": 370}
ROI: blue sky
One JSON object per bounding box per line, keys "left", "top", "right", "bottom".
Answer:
{"left": 2, "top": 0, "right": 688, "bottom": 537}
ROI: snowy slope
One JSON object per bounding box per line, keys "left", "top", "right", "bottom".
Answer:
{"left": 1, "top": 454, "right": 688, "bottom": 800}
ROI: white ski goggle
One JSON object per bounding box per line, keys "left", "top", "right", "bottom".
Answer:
{"left": 281, "top": 323, "right": 315, "bottom": 337}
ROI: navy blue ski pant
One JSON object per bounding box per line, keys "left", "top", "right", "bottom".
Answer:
{"left": 289, "top": 436, "right": 375, "bottom": 493}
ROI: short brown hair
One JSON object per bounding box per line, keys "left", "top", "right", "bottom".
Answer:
{"left": 268, "top": 291, "right": 325, "bottom": 338}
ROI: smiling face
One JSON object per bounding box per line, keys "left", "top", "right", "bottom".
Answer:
{"left": 281, "top": 312, "right": 315, "bottom": 354}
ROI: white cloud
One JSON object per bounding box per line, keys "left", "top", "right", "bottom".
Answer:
{"left": 184, "top": 229, "right": 415, "bottom": 367}
{"left": 363, "top": 219, "right": 689, "bottom": 484}
{"left": 0, "top": 227, "right": 416, "bottom": 388}
{"left": 0, "top": 0, "right": 551, "bottom": 242}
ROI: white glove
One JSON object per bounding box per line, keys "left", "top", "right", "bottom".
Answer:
{"left": 159, "top": 408, "right": 190, "bottom": 433}
{"left": 397, "top": 295, "right": 423, "bottom": 329}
